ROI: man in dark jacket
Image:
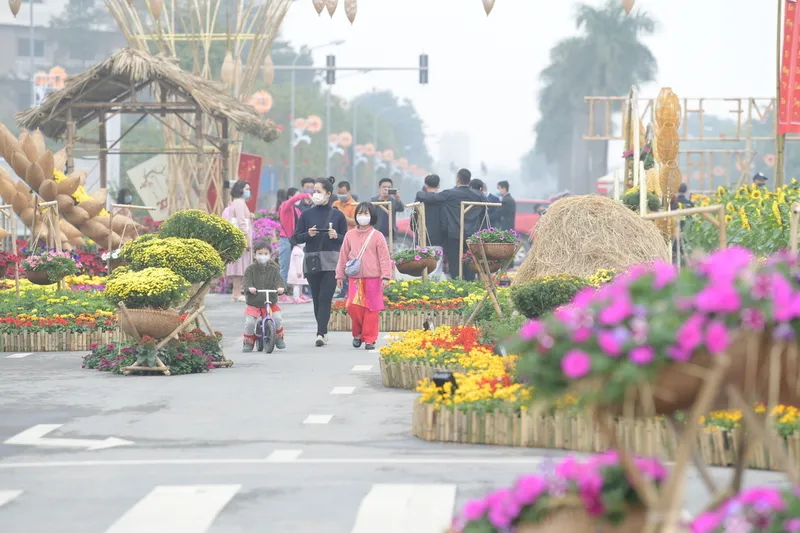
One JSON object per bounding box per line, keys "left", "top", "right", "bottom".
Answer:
{"left": 415, "top": 168, "right": 484, "bottom": 281}
{"left": 496, "top": 180, "right": 516, "bottom": 231}
{"left": 419, "top": 174, "right": 444, "bottom": 246}
{"left": 370, "top": 177, "right": 405, "bottom": 243}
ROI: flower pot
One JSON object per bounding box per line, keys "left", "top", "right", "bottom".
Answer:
{"left": 515, "top": 506, "right": 647, "bottom": 533}
{"left": 396, "top": 257, "right": 437, "bottom": 277}
{"left": 25, "top": 270, "right": 60, "bottom": 285}
{"left": 467, "top": 258, "right": 503, "bottom": 273}
{"left": 468, "top": 242, "right": 516, "bottom": 261}
{"left": 119, "top": 308, "right": 182, "bottom": 340}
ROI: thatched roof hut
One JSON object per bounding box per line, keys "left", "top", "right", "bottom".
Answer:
{"left": 15, "top": 47, "right": 280, "bottom": 143}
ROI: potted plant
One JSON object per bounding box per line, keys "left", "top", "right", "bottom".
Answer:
{"left": 104, "top": 266, "right": 189, "bottom": 339}
{"left": 690, "top": 485, "right": 800, "bottom": 533}
{"left": 393, "top": 247, "right": 441, "bottom": 277}
{"left": 21, "top": 249, "right": 80, "bottom": 285}
{"left": 158, "top": 209, "right": 246, "bottom": 265}
{"left": 447, "top": 451, "right": 662, "bottom": 533}
{"left": 511, "top": 247, "right": 800, "bottom": 415}
{"left": 0, "top": 250, "right": 19, "bottom": 278}
{"left": 467, "top": 228, "right": 521, "bottom": 262}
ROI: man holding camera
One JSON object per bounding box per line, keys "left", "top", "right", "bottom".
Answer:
{"left": 370, "top": 178, "right": 405, "bottom": 243}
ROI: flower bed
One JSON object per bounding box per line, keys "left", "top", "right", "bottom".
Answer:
{"left": 82, "top": 328, "right": 224, "bottom": 376}
{"left": 378, "top": 326, "right": 507, "bottom": 388}
{"left": 448, "top": 451, "right": 660, "bottom": 533}
{"left": 691, "top": 484, "right": 800, "bottom": 533}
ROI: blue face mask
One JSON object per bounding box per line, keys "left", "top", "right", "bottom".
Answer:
{"left": 243, "top": 190, "right": 251, "bottom": 199}
{"left": 123, "top": 195, "right": 133, "bottom": 204}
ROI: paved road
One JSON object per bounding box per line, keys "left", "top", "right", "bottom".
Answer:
{"left": 0, "top": 295, "right": 789, "bottom": 532}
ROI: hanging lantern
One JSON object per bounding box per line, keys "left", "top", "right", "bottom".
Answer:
{"left": 312, "top": 0, "right": 325, "bottom": 15}
{"left": 306, "top": 115, "right": 323, "bottom": 133}
{"left": 8, "top": 0, "right": 21, "bottom": 17}
{"left": 344, "top": 0, "right": 356, "bottom": 23}
{"left": 325, "top": 0, "right": 337, "bottom": 16}
{"left": 220, "top": 52, "right": 242, "bottom": 86}
{"left": 482, "top": 0, "right": 495, "bottom": 15}
{"left": 338, "top": 131, "right": 353, "bottom": 147}
{"left": 622, "top": 0, "right": 634, "bottom": 14}
{"left": 382, "top": 149, "right": 394, "bottom": 161}
{"left": 149, "top": 0, "right": 163, "bottom": 19}
{"left": 262, "top": 55, "right": 275, "bottom": 87}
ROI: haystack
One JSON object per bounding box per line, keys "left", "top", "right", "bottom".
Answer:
{"left": 514, "top": 195, "right": 669, "bottom": 284}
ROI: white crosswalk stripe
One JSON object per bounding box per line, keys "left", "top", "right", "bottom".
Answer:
{"left": 0, "top": 490, "right": 23, "bottom": 508}
{"left": 350, "top": 484, "right": 457, "bottom": 533}
{"left": 103, "top": 485, "right": 240, "bottom": 533}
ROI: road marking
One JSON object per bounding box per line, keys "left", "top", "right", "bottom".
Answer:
{"left": 368, "top": 350, "right": 378, "bottom": 354}
{"left": 331, "top": 386, "right": 355, "bottom": 395}
{"left": 104, "top": 485, "right": 240, "bottom": 533}
{"left": 351, "top": 484, "right": 456, "bottom": 533}
{"left": 303, "top": 414, "right": 333, "bottom": 424}
{"left": 265, "top": 450, "right": 302, "bottom": 462}
{"left": 0, "top": 457, "right": 548, "bottom": 469}
{"left": 4, "top": 424, "right": 134, "bottom": 450}
{"left": 5, "top": 353, "right": 32, "bottom": 359}
{"left": 351, "top": 365, "right": 373, "bottom": 372}
{"left": 0, "top": 490, "right": 23, "bottom": 507}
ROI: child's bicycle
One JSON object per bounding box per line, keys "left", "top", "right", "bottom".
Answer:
{"left": 254, "top": 289, "right": 279, "bottom": 353}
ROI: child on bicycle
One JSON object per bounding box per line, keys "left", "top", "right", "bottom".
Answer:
{"left": 242, "top": 240, "right": 286, "bottom": 352}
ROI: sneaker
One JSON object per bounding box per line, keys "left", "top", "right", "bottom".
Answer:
{"left": 278, "top": 295, "right": 294, "bottom": 304}
{"left": 242, "top": 342, "right": 254, "bottom": 353}
{"left": 364, "top": 343, "right": 375, "bottom": 351}
{"left": 315, "top": 335, "right": 325, "bottom": 347}
{"left": 352, "top": 338, "right": 363, "bottom": 348}
{"left": 294, "top": 295, "right": 312, "bottom": 304}
{"left": 276, "top": 338, "right": 286, "bottom": 350}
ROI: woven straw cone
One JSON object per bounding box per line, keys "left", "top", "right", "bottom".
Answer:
{"left": 656, "top": 125, "right": 679, "bottom": 162}
{"left": 655, "top": 88, "right": 681, "bottom": 127}
{"left": 659, "top": 162, "right": 681, "bottom": 199}
{"left": 119, "top": 309, "right": 182, "bottom": 340}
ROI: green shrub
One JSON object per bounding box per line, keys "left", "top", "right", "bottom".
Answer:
{"left": 622, "top": 187, "right": 661, "bottom": 212}
{"left": 464, "top": 287, "right": 514, "bottom": 323}
{"left": 478, "top": 313, "right": 525, "bottom": 348}
{"left": 158, "top": 209, "right": 246, "bottom": 264}
{"left": 126, "top": 237, "right": 224, "bottom": 284}
{"left": 511, "top": 274, "right": 589, "bottom": 318}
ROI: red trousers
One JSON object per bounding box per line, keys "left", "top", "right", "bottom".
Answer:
{"left": 348, "top": 304, "right": 379, "bottom": 343}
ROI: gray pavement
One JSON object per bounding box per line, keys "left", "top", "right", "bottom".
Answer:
{"left": 0, "top": 294, "right": 791, "bottom": 532}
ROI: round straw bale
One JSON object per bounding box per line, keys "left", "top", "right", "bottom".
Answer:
{"left": 513, "top": 195, "right": 669, "bottom": 285}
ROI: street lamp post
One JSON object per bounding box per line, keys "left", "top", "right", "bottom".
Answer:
{"left": 372, "top": 107, "right": 396, "bottom": 180}
{"left": 289, "top": 39, "right": 344, "bottom": 185}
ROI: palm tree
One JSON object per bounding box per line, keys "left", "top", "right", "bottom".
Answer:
{"left": 532, "top": 0, "right": 657, "bottom": 193}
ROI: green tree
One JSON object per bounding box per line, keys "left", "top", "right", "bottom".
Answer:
{"left": 49, "top": 0, "right": 116, "bottom": 66}
{"left": 532, "top": 0, "right": 657, "bottom": 193}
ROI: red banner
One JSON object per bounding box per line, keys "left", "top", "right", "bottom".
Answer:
{"left": 780, "top": 0, "right": 800, "bottom": 134}
{"left": 207, "top": 153, "right": 263, "bottom": 213}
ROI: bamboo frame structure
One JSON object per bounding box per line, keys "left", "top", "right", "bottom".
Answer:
{"left": 371, "top": 200, "right": 394, "bottom": 256}
{"left": 106, "top": 203, "right": 156, "bottom": 272}
{"left": 0, "top": 204, "right": 20, "bottom": 298}
{"left": 464, "top": 241, "right": 522, "bottom": 325}
{"left": 458, "top": 201, "right": 502, "bottom": 279}
{"left": 402, "top": 201, "right": 431, "bottom": 281}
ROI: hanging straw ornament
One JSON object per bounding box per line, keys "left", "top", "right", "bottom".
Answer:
{"left": 262, "top": 55, "right": 275, "bottom": 87}
{"left": 344, "top": 0, "right": 356, "bottom": 23}
{"left": 325, "top": 0, "right": 337, "bottom": 16}
{"left": 312, "top": 0, "right": 325, "bottom": 15}
{"left": 8, "top": 0, "right": 21, "bottom": 17}
{"left": 149, "top": 0, "right": 163, "bottom": 19}
{"left": 220, "top": 52, "right": 242, "bottom": 86}
{"left": 622, "top": 0, "right": 635, "bottom": 14}
{"left": 483, "top": 0, "right": 495, "bottom": 15}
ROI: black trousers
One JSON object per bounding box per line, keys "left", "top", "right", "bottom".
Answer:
{"left": 443, "top": 238, "right": 475, "bottom": 281}
{"left": 307, "top": 270, "right": 337, "bottom": 336}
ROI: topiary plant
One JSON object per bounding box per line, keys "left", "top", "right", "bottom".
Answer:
{"left": 125, "top": 237, "right": 224, "bottom": 284}
{"left": 510, "top": 274, "right": 589, "bottom": 318}
{"left": 118, "top": 233, "right": 161, "bottom": 263}
{"left": 104, "top": 267, "right": 189, "bottom": 309}
{"left": 158, "top": 209, "right": 246, "bottom": 264}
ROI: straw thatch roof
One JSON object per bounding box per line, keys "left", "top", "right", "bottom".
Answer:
{"left": 16, "top": 48, "right": 280, "bottom": 143}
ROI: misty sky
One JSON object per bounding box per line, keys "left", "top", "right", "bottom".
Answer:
{"left": 280, "top": 0, "right": 778, "bottom": 173}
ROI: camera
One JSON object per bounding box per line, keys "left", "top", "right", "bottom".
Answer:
{"left": 388, "top": 188, "right": 398, "bottom": 195}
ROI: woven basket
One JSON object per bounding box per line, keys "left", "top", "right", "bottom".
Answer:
{"left": 466, "top": 258, "right": 503, "bottom": 273}
{"left": 119, "top": 308, "right": 182, "bottom": 340}
{"left": 396, "top": 257, "right": 437, "bottom": 277}
{"left": 445, "top": 505, "right": 646, "bottom": 533}
{"left": 468, "top": 242, "right": 516, "bottom": 261}
{"left": 25, "top": 270, "right": 59, "bottom": 285}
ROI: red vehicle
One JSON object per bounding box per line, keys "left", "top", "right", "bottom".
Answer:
{"left": 395, "top": 198, "right": 552, "bottom": 264}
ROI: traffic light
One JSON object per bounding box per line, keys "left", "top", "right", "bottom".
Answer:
{"left": 326, "top": 55, "right": 336, "bottom": 85}
{"left": 419, "top": 54, "right": 428, "bottom": 84}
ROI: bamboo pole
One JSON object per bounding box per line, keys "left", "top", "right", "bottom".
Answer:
{"left": 791, "top": 203, "right": 800, "bottom": 253}
{"left": 0, "top": 204, "right": 20, "bottom": 298}
{"left": 458, "top": 201, "right": 502, "bottom": 279}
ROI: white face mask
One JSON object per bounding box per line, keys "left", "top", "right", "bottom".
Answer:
{"left": 256, "top": 255, "right": 270, "bottom": 264}
{"left": 311, "top": 192, "right": 327, "bottom": 205}
{"left": 356, "top": 215, "right": 371, "bottom": 226}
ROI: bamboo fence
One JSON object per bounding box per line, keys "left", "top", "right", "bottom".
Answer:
{"left": 411, "top": 403, "right": 800, "bottom": 471}
{"left": 328, "top": 310, "right": 462, "bottom": 332}
{"left": 379, "top": 359, "right": 465, "bottom": 389}
{"left": 0, "top": 330, "right": 124, "bottom": 352}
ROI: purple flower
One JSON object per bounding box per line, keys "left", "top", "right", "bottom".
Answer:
{"left": 597, "top": 330, "right": 622, "bottom": 357}
{"left": 691, "top": 512, "right": 722, "bottom": 533}
{"left": 598, "top": 296, "right": 633, "bottom": 326}
{"left": 741, "top": 308, "right": 765, "bottom": 330}
{"left": 561, "top": 349, "right": 592, "bottom": 379}
{"left": 629, "top": 345, "right": 655, "bottom": 365}
{"left": 513, "top": 475, "right": 545, "bottom": 505}
{"left": 519, "top": 320, "right": 542, "bottom": 341}
{"left": 460, "top": 498, "right": 488, "bottom": 521}
{"left": 705, "top": 321, "right": 730, "bottom": 355}
{"left": 786, "top": 519, "right": 800, "bottom": 533}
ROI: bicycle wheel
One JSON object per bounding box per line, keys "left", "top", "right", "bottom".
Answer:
{"left": 263, "top": 319, "right": 276, "bottom": 354}
{"left": 255, "top": 319, "right": 264, "bottom": 352}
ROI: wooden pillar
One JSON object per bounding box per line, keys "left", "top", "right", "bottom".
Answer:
{"left": 65, "top": 107, "right": 75, "bottom": 173}
{"left": 221, "top": 117, "right": 230, "bottom": 210}
{"left": 98, "top": 112, "right": 108, "bottom": 189}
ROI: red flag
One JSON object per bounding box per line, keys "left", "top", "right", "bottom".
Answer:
{"left": 779, "top": 0, "right": 800, "bottom": 134}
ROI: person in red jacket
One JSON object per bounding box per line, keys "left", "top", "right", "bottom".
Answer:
{"left": 335, "top": 202, "right": 393, "bottom": 350}
{"left": 278, "top": 187, "right": 311, "bottom": 286}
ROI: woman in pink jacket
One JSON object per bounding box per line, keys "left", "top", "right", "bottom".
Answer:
{"left": 336, "top": 202, "right": 392, "bottom": 350}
